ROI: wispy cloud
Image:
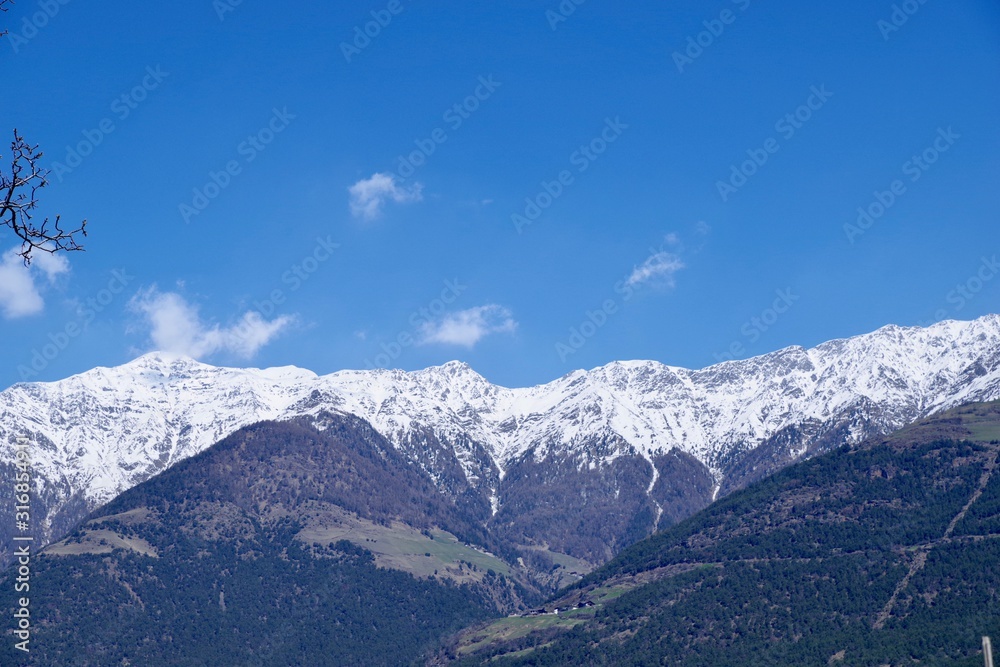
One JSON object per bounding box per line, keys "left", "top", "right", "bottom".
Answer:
{"left": 348, "top": 172, "right": 423, "bottom": 221}
{"left": 625, "top": 226, "right": 711, "bottom": 289}
{"left": 417, "top": 305, "right": 517, "bottom": 348}
{"left": 128, "top": 287, "right": 293, "bottom": 359}
{"left": 626, "top": 251, "right": 685, "bottom": 288}
{"left": 0, "top": 249, "right": 69, "bottom": 319}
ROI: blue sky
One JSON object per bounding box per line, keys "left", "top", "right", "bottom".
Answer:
{"left": 1, "top": 0, "right": 999, "bottom": 389}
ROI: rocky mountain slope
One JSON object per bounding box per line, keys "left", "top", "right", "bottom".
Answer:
{"left": 443, "top": 401, "right": 1000, "bottom": 666}
{"left": 3, "top": 315, "right": 1000, "bottom": 566}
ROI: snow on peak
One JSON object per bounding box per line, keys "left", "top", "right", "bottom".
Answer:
{"left": 253, "top": 364, "right": 319, "bottom": 382}
{"left": 126, "top": 351, "right": 202, "bottom": 369}
{"left": 3, "top": 314, "right": 1000, "bottom": 522}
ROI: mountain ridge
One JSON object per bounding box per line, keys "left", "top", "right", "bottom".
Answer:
{"left": 3, "top": 314, "right": 1000, "bottom": 566}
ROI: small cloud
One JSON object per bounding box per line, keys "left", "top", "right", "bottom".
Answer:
{"left": 32, "top": 251, "right": 71, "bottom": 281}
{"left": 695, "top": 221, "right": 711, "bottom": 236}
{"left": 128, "top": 287, "right": 293, "bottom": 359}
{"left": 417, "top": 305, "right": 517, "bottom": 348}
{"left": 354, "top": 329, "right": 367, "bottom": 341}
{"left": 0, "top": 249, "right": 69, "bottom": 319}
{"left": 348, "top": 172, "right": 423, "bottom": 221}
{"left": 626, "top": 251, "right": 685, "bottom": 288}
{"left": 664, "top": 232, "right": 681, "bottom": 246}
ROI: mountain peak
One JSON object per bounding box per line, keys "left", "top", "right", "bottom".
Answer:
{"left": 438, "top": 360, "right": 473, "bottom": 371}
{"left": 418, "top": 360, "right": 490, "bottom": 384}
{"left": 126, "top": 351, "right": 203, "bottom": 370}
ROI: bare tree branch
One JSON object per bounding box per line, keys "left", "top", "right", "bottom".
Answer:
{"left": 1, "top": 129, "right": 88, "bottom": 265}
{"left": 1, "top": 6, "right": 90, "bottom": 266}
{"left": 0, "top": 0, "right": 11, "bottom": 38}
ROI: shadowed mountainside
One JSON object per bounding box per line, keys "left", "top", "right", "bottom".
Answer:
{"left": 442, "top": 402, "right": 1000, "bottom": 666}
{"left": 0, "top": 415, "right": 536, "bottom": 667}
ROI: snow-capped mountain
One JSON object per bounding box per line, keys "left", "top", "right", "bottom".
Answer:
{"left": 3, "top": 315, "right": 1000, "bottom": 565}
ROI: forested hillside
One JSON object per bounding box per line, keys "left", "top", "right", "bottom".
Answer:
{"left": 443, "top": 402, "right": 1000, "bottom": 666}
{"left": 0, "top": 416, "right": 531, "bottom": 666}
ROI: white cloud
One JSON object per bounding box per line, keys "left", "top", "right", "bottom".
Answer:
{"left": 0, "top": 249, "right": 70, "bottom": 319}
{"left": 626, "top": 251, "right": 685, "bottom": 288}
{"left": 128, "top": 287, "right": 293, "bottom": 359}
{"left": 348, "top": 172, "right": 423, "bottom": 221}
{"left": 417, "top": 305, "right": 517, "bottom": 348}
